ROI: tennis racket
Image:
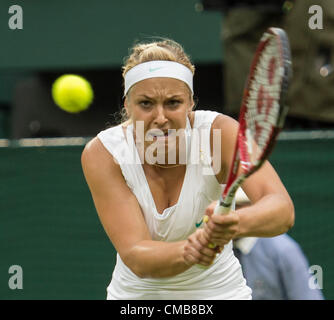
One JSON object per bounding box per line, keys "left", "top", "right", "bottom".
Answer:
{"left": 214, "top": 27, "right": 292, "bottom": 217}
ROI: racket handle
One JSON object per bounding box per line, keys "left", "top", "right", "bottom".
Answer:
{"left": 196, "top": 199, "right": 233, "bottom": 266}
{"left": 206, "top": 200, "right": 232, "bottom": 249}
{"left": 213, "top": 200, "right": 232, "bottom": 215}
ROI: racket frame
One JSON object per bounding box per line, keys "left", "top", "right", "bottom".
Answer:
{"left": 214, "top": 27, "right": 292, "bottom": 215}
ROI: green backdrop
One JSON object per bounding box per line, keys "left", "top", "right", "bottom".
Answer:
{"left": 0, "top": 0, "right": 222, "bottom": 70}
{"left": 0, "top": 133, "right": 333, "bottom": 300}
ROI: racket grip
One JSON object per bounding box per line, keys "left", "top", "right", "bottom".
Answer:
{"left": 207, "top": 201, "right": 232, "bottom": 249}
{"left": 213, "top": 201, "right": 232, "bottom": 215}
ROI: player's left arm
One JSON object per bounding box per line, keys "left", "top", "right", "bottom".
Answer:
{"left": 235, "top": 160, "right": 295, "bottom": 238}
{"left": 204, "top": 115, "right": 295, "bottom": 246}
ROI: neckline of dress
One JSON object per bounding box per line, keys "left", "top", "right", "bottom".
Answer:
{"left": 125, "top": 116, "right": 192, "bottom": 216}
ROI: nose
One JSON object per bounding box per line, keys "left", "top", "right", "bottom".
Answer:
{"left": 153, "top": 105, "right": 168, "bottom": 127}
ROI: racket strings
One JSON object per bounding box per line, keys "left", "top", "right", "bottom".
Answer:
{"left": 244, "top": 35, "right": 283, "bottom": 165}
{"left": 219, "top": 28, "right": 291, "bottom": 212}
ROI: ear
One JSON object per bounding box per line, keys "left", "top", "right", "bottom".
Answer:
{"left": 124, "top": 97, "right": 130, "bottom": 117}
{"left": 188, "top": 96, "right": 195, "bottom": 113}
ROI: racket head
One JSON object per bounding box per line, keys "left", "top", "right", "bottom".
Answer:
{"left": 221, "top": 27, "right": 292, "bottom": 209}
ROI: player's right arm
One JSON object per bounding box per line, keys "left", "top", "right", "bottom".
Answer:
{"left": 81, "top": 137, "right": 216, "bottom": 278}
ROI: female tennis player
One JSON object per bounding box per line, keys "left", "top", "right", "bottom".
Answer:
{"left": 81, "top": 39, "right": 295, "bottom": 300}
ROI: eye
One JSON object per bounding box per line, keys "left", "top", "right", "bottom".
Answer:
{"left": 166, "top": 99, "right": 181, "bottom": 108}
{"left": 139, "top": 100, "right": 153, "bottom": 109}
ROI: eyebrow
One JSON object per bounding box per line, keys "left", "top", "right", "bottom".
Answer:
{"left": 136, "top": 94, "right": 184, "bottom": 99}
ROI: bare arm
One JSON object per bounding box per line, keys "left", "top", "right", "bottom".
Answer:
{"left": 204, "top": 115, "right": 295, "bottom": 246}
{"left": 235, "top": 160, "right": 295, "bottom": 237}
{"left": 81, "top": 137, "right": 216, "bottom": 278}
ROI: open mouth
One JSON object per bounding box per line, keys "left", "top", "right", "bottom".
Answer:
{"left": 148, "top": 130, "right": 171, "bottom": 140}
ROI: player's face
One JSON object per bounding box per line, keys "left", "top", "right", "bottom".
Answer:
{"left": 125, "top": 77, "right": 194, "bottom": 164}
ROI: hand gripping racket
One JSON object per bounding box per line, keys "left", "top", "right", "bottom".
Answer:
{"left": 214, "top": 27, "right": 292, "bottom": 217}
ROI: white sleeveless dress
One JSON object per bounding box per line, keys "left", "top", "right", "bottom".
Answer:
{"left": 97, "top": 110, "right": 252, "bottom": 300}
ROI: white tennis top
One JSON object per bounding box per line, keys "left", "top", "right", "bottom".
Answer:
{"left": 97, "top": 110, "right": 252, "bottom": 300}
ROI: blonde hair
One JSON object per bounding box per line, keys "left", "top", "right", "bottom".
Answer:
{"left": 120, "top": 38, "right": 195, "bottom": 124}
{"left": 122, "top": 38, "right": 195, "bottom": 79}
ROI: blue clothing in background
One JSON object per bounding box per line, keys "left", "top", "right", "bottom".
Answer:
{"left": 233, "top": 234, "right": 324, "bottom": 300}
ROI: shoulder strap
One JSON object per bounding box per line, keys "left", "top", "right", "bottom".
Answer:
{"left": 193, "top": 110, "right": 220, "bottom": 165}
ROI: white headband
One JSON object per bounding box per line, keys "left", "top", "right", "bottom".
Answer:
{"left": 124, "top": 60, "right": 193, "bottom": 96}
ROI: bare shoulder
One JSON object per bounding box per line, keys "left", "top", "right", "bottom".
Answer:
{"left": 81, "top": 136, "right": 122, "bottom": 190}
{"left": 211, "top": 113, "right": 239, "bottom": 151}
{"left": 210, "top": 113, "right": 239, "bottom": 182}
{"left": 81, "top": 137, "right": 116, "bottom": 171}
{"left": 82, "top": 136, "right": 109, "bottom": 162}
{"left": 212, "top": 113, "right": 239, "bottom": 134}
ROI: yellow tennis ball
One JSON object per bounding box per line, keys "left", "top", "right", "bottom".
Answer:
{"left": 52, "top": 74, "right": 94, "bottom": 113}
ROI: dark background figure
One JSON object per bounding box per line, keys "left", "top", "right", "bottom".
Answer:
{"left": 200, "top": 0, "right": 334, "bottom": 129}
